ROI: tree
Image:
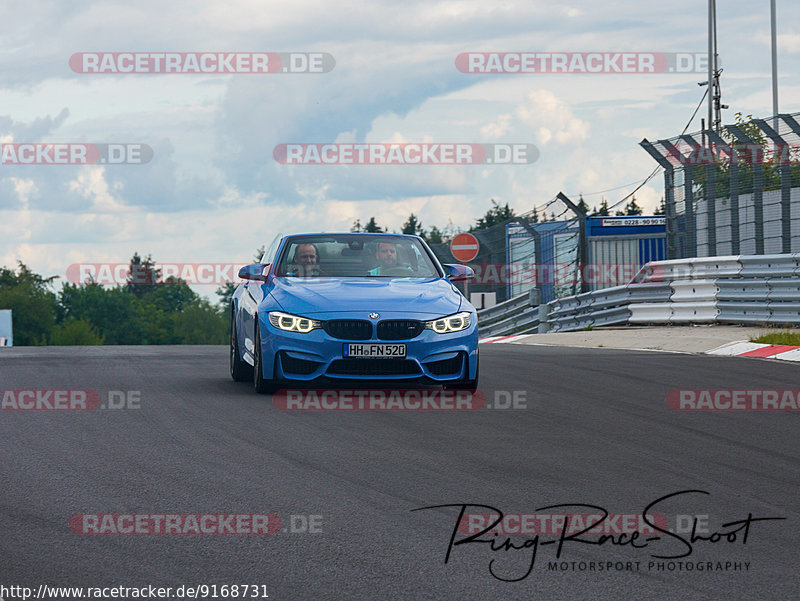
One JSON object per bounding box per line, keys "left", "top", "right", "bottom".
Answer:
{"left": 2, "top": 258, "right": 233, "bottom": 346}
{"left": 350, "top": 219, "right": 362, "bottom": 232}
{"left": 0, "top": 262, "right": 58, "bottom": 345}
{"left": 470, "top": 199, "right": 515, "bottom": 231}
{"left": 144, "top": 278, "right": 198, "bottom": 313}
{"left": 169, "top": 299, "right": 227, "bottom": 344}
{"left": 531, "top": 207, "right": 539, "bottom": 223}
{"left": 441, "top": 219, "right": 460, "bottom": 242}
{"left": 654, "top": 197, "right": 666, "bottom": 215}
{"left": 723, "top": 112, "right": 768, "bottom": 155}
{"left": 575, "top": 194, "right": 590, "bottom": 215}
{"left": 402, "top": 213, "right": 424, "bottom": 237}
{"left": 216, "top": 282, "right": 237, "bottom": 311}
{"left": 50, "top": 318, "right": 105, "bottom": 345}
{"left": 616, "top": 195, "right": 643, "bottom": 216}
{"left": 363, "top": 217, "right": 384, "bottom": 232}
{"left": 59, "top": 283, "right": 146, "bottom": 345}
{"left": 592, "top": 198, "right": 610, "bottom": 216}
{"left": 125, "top": 252, "right": 161, "bottom": 297}
{"left": 691, "top": 111, "right": 796, "bottom": 198}
{"left": 425, "top": 225, "right": 444, "bottom": 245}
{"left": 217, "top": 244, "right": 267, "bottom": 312}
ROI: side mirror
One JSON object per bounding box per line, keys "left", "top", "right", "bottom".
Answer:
{"left": 238, "top": 263, "right": 269, "bottom": 281}
{"left": 443, "top": 264, "right": 474, "bottom": 282}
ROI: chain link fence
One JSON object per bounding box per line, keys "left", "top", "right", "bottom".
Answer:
{"left": 641, "top": 111, "right": 800, "bottom": 259}
{"left": 428, "top": 197, "right": 583, "bottom": 306}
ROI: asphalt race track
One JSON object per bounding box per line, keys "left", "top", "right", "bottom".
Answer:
{"left": 1, "top": 345, "right": 798, "bottom": 600}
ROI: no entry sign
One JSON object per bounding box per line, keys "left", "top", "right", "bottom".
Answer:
{"left": 450, "top": 232, "right": 480, "bottom": 262}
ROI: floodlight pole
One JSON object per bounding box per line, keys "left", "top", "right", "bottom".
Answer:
{"left": 707, "top": 0, "right": 714, "bottom": 135}
{"left": 771, "top": 0, "right": 779, "bottom": 146}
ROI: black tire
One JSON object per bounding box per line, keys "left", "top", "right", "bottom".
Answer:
{"left": 230, "top": 311, "right": 252, "bottom": 382}
{"left": 253, "top": 326, "right": 277, "bottom": 394}
{"left": 443, "top": 352, "right": 479, "bottom": 391}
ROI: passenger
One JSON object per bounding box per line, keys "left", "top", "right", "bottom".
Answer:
{"left": 369, "top": 242, "right": 412, "bottom": 275}
{"left": 287, "top": 243, "right": 321, "bottom": 276}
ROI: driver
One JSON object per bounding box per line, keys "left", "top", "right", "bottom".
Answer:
{"left": 287, "top": 243, "right": 321, "bottom": 276}
{"left": 368, "top": 242, "right": 413, "bottom": 275}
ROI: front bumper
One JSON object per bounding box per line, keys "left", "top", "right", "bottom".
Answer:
{"left": 258, "top": 311, "right": 478, "bottom": 384}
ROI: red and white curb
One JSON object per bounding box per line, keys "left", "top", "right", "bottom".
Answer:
{"left": 479, "top": 335, "right": 530, "bottom": 344}
{"left": 478, "top": 335, "right": 800, "bottom": 362}
{"left": 708, "top": 341, "right": 800, "bottom": 362}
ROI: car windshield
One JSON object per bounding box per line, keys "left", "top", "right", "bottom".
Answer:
{"left": 276, "top": 235, "right": 442, "bottom": 278}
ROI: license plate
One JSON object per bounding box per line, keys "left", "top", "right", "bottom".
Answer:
{"left": 343, "top": 343, "right": 406, "bottom": 358}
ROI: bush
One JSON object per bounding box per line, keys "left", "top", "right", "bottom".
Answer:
{"left": 49, "top": 318, "right": 105, "bottom": 345}
{"left": 0, "top": 263, "right": 58, "bottom": 345}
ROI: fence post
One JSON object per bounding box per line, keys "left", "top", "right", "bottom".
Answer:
{"left": 538, "top": 303, "right": 549, "bottom": 333}
{"left": 556, "top": 192, "right": 589, "bottom": 294}
{"left": 640, "top": 139, "right": 678, "bottom": 258}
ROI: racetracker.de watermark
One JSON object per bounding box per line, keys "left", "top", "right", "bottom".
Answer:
{"left": 459, "top": 512, "right": 722, "bottom": 537}
{"left": 273, "top": 143, "right": 538, "bottom": 165}
{"left": 67, "top": 262, "right": 650, "bottom": 287}
{"left": 69, "top": 52, "right": 335, "bottom": 74}
{"left": 66, "top": 263, "right": 249, "bottom": 286}
{"left": 455, "top": 52, "right": 711, "bottom": 74}
{"left": 1, "top": 390, "right": 141, "bottom": 410}
{"left": 667, "top": 389, "right": 800, "bottom": 411}
{"left": 68, "top": 513, "right": 322, "bottom": 534}
{"left": 458, "top": 512, "right": 669, "bottom": 535}
{"left": 465, "top": 263, "right": 646, "bottom": 287}
{"left": 274, "top": 389, "right": 486, "bottom": 410}
{"left": 273, "top": 390, "right": 529, "bottom": 411}
{"left": 0, "top": 143, "right": 152, "bottom": 165}
{"left": 662, "top": 140, "right": 800, "bottom": 166}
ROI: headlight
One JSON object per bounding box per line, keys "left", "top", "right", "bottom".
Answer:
{"left": 423, "top": 311, "right": 472, "bottom": 334}
{"left": 268, "top": 311, "right": 322, "bottom": 333}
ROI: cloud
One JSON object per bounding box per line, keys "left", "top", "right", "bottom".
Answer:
{"left": 753, "top": 31, "right": 800, "bottom": 54}
{"left": 515, "top": 90, "right": 589, "bottom": 146}
{"left": 0, "top": 108, "right": 70, "bottom": 140}
{"left": 3, "top": 0, "right": 800, "bottom": 288}
{"left": 67, "top": 167, "right": 130, "bottom": 212}
{"left": 481, "top": 113, "right": 513, "bottom": 138}
{"left": 10, "top": 177, "right": 38, "bottom": 204}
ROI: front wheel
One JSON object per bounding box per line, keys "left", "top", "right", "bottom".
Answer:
{"left": 230, "top": 311, "right": 252, "bottom": 382}
{"left": 253, "top": 326, "right": 277, "bottom": 394}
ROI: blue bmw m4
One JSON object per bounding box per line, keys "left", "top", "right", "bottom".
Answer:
{"left": 230, "top": 233, "right": 479, "bottom": 393}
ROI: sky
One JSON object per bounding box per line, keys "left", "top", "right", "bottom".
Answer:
{"left": 1, "top": 0, "right": 797, "bottom": 296}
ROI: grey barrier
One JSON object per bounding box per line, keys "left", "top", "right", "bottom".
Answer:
{"left": 476, "top": 254, "right": 800, "bottom": 335}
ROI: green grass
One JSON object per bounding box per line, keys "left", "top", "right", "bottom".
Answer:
{"left": 751, "top": 330, "right": 800, "bottom": 346}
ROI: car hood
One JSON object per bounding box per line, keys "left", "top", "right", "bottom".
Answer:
{"left": 267, "top": 277, "right": 464, "bottom": 317}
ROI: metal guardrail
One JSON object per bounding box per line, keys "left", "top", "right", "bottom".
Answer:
{"left": 478, "top": 290, "right": 536, "bottom": 322}
{"left": 482, "top": 306, "right": 539, "bottom": 337}
{"left": 477, "top": 254, "right": 800, "bottom": 335}
{"left": 477, "top": 289, "right": 540, "bottom": 337}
